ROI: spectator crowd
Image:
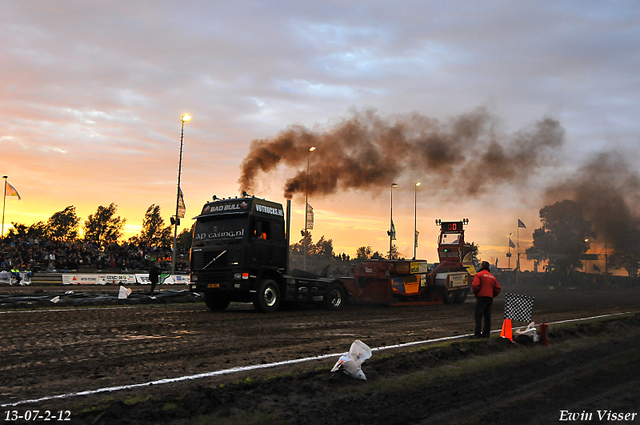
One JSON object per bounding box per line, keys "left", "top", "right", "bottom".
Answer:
{"left": 0, "top": 236, "right": 190, "bottom": 273}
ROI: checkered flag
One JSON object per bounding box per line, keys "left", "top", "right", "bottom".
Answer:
{"left": 504, "top": 293, "right": 535, "bottom": 323}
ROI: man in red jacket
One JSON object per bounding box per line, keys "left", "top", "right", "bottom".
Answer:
{"left": 472, "top": 261, "right": 501, "bottom": 338}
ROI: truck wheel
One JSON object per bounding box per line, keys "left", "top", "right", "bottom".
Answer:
{"left": 253, "top": 279, "right": 280, "bottom": 313}
{"left": 325, "top": 282, "right": 345, "bottom": 310}
{"left": 204, "top": 293, "right": 230, "bottom": 311}
{"left": 442, "top": 288, "right": 457, "bottom": 304}
{"left": 455, "top": 289, "right": 468, "bottom": 304}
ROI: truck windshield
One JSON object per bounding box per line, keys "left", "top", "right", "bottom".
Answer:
{"left": 440, "top": 232, "right": 461, "bottom": 245}
{"left": 193, "top": 217, "right": 246, "bottom": 244}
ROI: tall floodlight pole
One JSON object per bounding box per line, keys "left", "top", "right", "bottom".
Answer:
{"left": 171, "top": 113, "right": 191, "bottom": 274}
{"left": 413, "top": 182, "right": 421, "bottom": 259}
{"left": 388, "top": 183, "right": 398, "bottom": 259}
{"left": 1, "top": 175, "right": 7, "bottom": 238}
{"left": 303, "top": 146, "right": 316, "bottom": 271}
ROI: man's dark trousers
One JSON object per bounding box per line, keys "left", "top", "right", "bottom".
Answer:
{"left": 475, "top": 297, "right": 493, "bottom": 337}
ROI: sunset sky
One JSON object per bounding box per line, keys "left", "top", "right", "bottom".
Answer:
{"left": 1, "top": 1, "right": 639, "bottom": 268}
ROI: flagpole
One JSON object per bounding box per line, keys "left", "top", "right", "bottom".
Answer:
{"left": 172, "top": 114, "right": 191, "bottom": 274}
{"left": 303, "top": 146, "right": 317, "bottom": 272}
{"left": 2, "top": 176, "right": 7, "bottom": 239}
{"left": 516, "top": 221, "right": 521, "bottom": 286}
{"left": 389, "top": 183, "right": 397, "bottom": 259}
{"left": 508, "top": 232, "right": 513, "bottom": 270}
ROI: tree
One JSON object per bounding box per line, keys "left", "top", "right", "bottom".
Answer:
{"left": 46, "top": 206, "right": 80, "bottom": 242}
{"left": 7, "top": 221, "right": 46, "bottom": 240}
{"left": 371, "top": 251, "right": 384, "bottom": 259}
{"left": 139, "top": 204, "right": 172, "bottom": 247}
{"left": 83, "top": 203, "right": 126, "bottom": 247}
{"left": 290, "top": 232, "right": 314, "bottom": 256}
{"left": 314, "top": 235, "right": 334, "bottom": 258}
{"left": 289, "top": 233, "right": 337, "bottom": 258}
{"left": 387, "top": 244, "right": 401, "bottom": 260}
{"left": 526, "top": 200, "right": 594, "bottom": 276}
{"left": 608, "top": 228, "right": 640, "bottom": 278}
{"left": 356, "top": 245, "right": 373, "bottom": 260}
{"left": 177, "top": 225, "right": 194, "bottom": 252}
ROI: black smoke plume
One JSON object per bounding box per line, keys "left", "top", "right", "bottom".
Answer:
{"left": 544, "top": 151, "right": 640, "bottom": 255}
{"left": 239, "top": 108, "right": 565, "bottom": 199}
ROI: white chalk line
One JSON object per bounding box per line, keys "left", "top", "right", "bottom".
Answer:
{"left": 2, "top": 310, "right": 638, "bottom": 408}
{"left": 0, "top": 306, "right": 137, "bottom": 314}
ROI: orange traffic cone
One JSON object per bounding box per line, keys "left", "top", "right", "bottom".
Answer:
{"left": 500, "top": 318, "right": 513, "bottom": 342}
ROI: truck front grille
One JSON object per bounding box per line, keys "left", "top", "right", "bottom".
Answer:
{"left": 192, "top": 249, "right": 242, "bottom": 271}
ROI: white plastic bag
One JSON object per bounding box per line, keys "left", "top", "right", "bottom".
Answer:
{"left": 118, "top": 286, "right": 132, "bottom": 299}
{"left": 331, "top": 340, "right": 372, "bottom": 380}
{"left": 515, "top": 322, "right": 539, "bottom": 343}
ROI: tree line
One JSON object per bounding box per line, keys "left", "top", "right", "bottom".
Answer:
{"left": 12, "top": 198, "right": 637, "bottom": 277}
{"left": 6, "top": 204, "right": 192, "bottom": 251}
{"left": 290, "top": 231, "right": 410, "bottom": 261}
{"left": 7, "top": 203, "right": 485, "bottom": 268}
{"left": 6, "top": 202, "right": 400, "bottom": 261}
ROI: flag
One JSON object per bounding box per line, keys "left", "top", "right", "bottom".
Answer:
{"left": 504, "top": 293, "right": 535, "bottom": 322}
{"left": 5, "top": 181, "right": 21, "bottom": 200}
{"left": 306, "top": 203, "right": 314, "bottom": 230}
{"left": 518, "top": 219, "right": 526, "bottom": 228}
{"left": 390, "top": 220, "right": 396, "bottom": 240}
{"left": 177, "top": 188, "right": 186, "bottom": 218}
{"left": 509, "top": 238, "right": 516, "bottom": 249}
{"left": 415, "top": 230, "right": 419, "bottom": 248}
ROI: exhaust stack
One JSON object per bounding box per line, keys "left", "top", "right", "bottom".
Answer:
{"left": 285, "top": 199, "right": 291, "bottom": 274}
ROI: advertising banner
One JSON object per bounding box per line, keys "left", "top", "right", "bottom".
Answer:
{"left": 163, "top": 274, "right": 191, "bottom": 285}
{"left": 62, "top": 274, "right": 137, "bottom": 285}
{"left": 61, "top": 273, "right": 190, "bottom": 285}
{"left": 306, "top": 204, "right": 314, "bottom": 230}
{"left": 135, "top": 274, "right": 190, "bottom": 285}
{"left": 0, "top": 270, "right": 30, "bottom": 285}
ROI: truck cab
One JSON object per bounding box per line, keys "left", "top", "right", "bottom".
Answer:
{"left": 189, "top": 196, "right": 346, "bottom": 313}
{"left": 189, "top": 196, "right": 288, "bottom": 310}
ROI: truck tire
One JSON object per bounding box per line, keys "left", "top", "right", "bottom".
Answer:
{"left": 253, "top": 279, "right": 280, "bottom": 313}
{"left": 325, "top": 282, "right": 346, "bottom": 310}
{"left": 442, "top": 288, "right": 457, "bottom": 304}
{"left": 455, "top": 289, "right": 468, "bottom": 304}
{"left": 204, "top": 292, "right": 230, "bottom": 311}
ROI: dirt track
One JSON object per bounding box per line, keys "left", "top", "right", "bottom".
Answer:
{"left": 1, "top": 282, "right": 639, "bottom": 424}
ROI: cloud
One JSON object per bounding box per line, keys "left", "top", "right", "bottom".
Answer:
{"left": 0, "top": 1, "right": 639, "bottom": 259}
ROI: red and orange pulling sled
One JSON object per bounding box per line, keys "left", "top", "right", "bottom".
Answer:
{"left": 342, "top": 219, "right": 476, "bottom": 306}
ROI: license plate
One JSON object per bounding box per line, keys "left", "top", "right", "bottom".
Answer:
{"left": 208, "top": 284, "right": 220, "bottom": 288}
